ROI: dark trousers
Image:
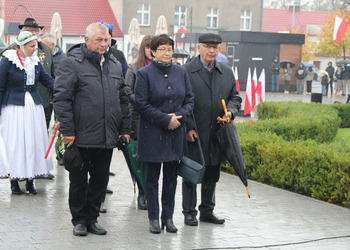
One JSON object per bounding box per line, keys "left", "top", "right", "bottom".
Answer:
{"left": 306, "top": 80, "right": 312, "bottom": 93}
{"left": 69, "top": 147, "right": 113, "bottom": 226}
{"left": 44, "top": 104, "right": 53, "bottom": 129}
{"left": 145, "top": 161, "right": 178, "bottom": 220}
{"left": 327, "top": 78, "right": 333, "bottom": 95}
{"left": 182, "top": 164, "right": 220, "bottom": 217}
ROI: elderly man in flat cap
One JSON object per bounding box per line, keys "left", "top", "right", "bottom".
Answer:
{"left": 182, "top": 33, "right": 242, "bottom": 226}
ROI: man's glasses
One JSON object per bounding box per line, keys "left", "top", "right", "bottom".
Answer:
{"left": 201, "top": 44, "right": 220, "bottom": 50}
{"left": 157, "top": 48, "right": 173, "bottom": 54}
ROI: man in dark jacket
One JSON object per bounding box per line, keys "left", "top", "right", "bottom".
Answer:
{"left": 53, "top": 23, "right": 130, "bottom": 236}
{"left": 182, "top": 33, "right": 242, "bottom": 226}
{"left": 325, "top": 62, "right": 335, "bottom": 95}
{"left": 41, "top": 34, "right": 67, "bottom": 73}
{"left": 271, "top": 57, "right": 280, "bottom": 92}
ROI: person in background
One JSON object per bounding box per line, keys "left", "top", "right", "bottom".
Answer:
{"left": 305, "top": 67, "right": 313, "bottom": 94}
{"left": 335, "top": 64, "right": 343, "bottom": 95}
{"left": 134, "top": 34, "right": 194, "bottom": 234}
{"left": 53, "top": 23, "right": 130, "bottom": 236}
{"left": 41, "top": 33, "right": 67, "bottom": 166}
{"left": 271, "top": 57, "right": 280, "bottom": 92}
{"left": 182, "top": 33, "right": 242, "bottom": 227}
{"left": 325, "top": 62, "right": 334, "bottom": 96}
{"left": 295, "top": 63, "right": 306, "bottom": 95}
{"left": 321, "top": 72, "right": 329, "bottom": 96}
{"left": 125, "top": 34, "right": 154, "bottom": 210}
{"left": 0, "top": 31, "right": 54, "bottom": 195}
{"left": 283, "top": 62, "right": 292, "bottom": 94}
{"left": 342, "top": 63, "right": 350, "bottom": 96}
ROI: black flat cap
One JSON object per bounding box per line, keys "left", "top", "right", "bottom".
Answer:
{"left": 63, "top": 143, "right": 83, "bottom": 172}
{"left": 198, "top": 33, "right": 222, "bottom": 44}
{"left": 18, "top": 18, "right": 44, "bottom": 30}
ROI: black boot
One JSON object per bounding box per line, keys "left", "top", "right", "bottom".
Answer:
{"left": 137, "top": 189, "right": 147, "bottom": 210}
{"left": 25, "top": 179, "right": 37, "bottom": 195}
{"left": 11, "top": 180, "right": 24, "bottom": 195}
{"left": 161, "top": 219, "right": 178, "bottom": 233}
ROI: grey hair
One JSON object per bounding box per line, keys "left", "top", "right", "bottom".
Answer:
{"left": 85, "top": 23, "right": 108, "bottom": 39}
{"left": 41, "top": 34, "right": 56, "bottom": 44}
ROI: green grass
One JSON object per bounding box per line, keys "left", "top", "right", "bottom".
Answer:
{"left": 334, "top": 128, "right": 350, "bottom": 148}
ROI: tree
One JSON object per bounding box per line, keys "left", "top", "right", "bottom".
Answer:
{"left": 302, "top": 36, "right": 317, "bottom": 62}
{"left": 316, "top": 9, "right": 350, "bottom": 59}
{"left": 264, "top": 0, "right": 345, "bottom": 12}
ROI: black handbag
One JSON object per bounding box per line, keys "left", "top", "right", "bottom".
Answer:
{"left": 178, "top": 113, "right": 206, "bottom": 184}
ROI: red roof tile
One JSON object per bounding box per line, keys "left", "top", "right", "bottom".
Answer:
{"left": 263, "top": 8, "right": 334, "bottom": 34}
{"left": 5, "top": 0, "right": 123, "bottom": 36}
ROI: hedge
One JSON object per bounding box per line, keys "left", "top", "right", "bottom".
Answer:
{"left": 222, "top": 101, "right": 350, "bottom": 208}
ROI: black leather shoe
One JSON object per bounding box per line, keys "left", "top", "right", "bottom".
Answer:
{"left": 73, "top": 224, "right": 87, "bottom": 236}
{"left": 105, "top": 188, "right": 113, "bottom": 194}
{"left": 137, "top": 194, "right": 147, "bottom": 210}
{"left": 99, "top": 202, "right": 107, "bottom": 213}
{"left": 87, "top": 223, "right": 107, "bottom": 235}
{"left": 199, "top": 213, "right": 225, "bottom": 224}
{"left": 109, "top": 172, "right": 115, "bottom": 176}
{"left": 184, "top": 214, "right": 198, "bottom": 226}
{"left": 161, "top": 219, "right": 178, "bottom": 233}
{"left": 149, "top": 220, "right": 161, "bottom": 234}
{"left": 10, "top": 180, "right": 24, "bottom": 195}
{"left": 25, "top": 180, "right": 37, "bottom": 195}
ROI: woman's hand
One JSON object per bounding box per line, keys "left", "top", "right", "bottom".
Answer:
{"left": 168, "top": 113, "right": 182, "bottom": 130}
{"left": 186, "top": 129, "right": 197, "bottom": 142}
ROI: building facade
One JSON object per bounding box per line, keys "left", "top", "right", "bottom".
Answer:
{"left": 122, "top": 0, "right": 263, "bottom": 36}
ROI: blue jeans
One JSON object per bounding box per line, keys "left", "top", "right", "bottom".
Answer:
{"left": 271, "top": 75, "right": 279, "bottom": 92}
{"left": 322, "top": 84, "right": 327, "bottom": 95}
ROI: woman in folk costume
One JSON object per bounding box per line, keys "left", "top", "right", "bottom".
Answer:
{"left": 0, "top": 31, "right": 54, "bottom": 195}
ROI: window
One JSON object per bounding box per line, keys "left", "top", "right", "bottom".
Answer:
{"left": 174, "top": 5, "right": 187, "bottom": 28}
{"left": 207, "top": 8, "right": 219, "bottom": 29}
{"left": 240, "top": 10, "right": 251, "bottom": 31}
{"left": 137, "top": 3, "right": 151, "bottom": 26}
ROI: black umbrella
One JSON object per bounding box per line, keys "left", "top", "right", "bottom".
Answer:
{"left": 172, "top": 48, "right": 191, "bottom": 58}
{"left": 215, "top": 99, "right": 250, "bottom": 198}
{"left": 336, "top": 60, "right": 350, "bottom": 65}
{"left": 280, "top": 60, "right": 295, "bottom": 68}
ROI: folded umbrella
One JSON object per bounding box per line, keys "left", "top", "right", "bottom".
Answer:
{"left": 126, "top": 139, "right": 146, "bottom": 192}
{"left": 215, "top": 99, "right": 250, "bottom": 198}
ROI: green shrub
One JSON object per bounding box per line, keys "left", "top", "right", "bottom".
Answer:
{"left": 221, "top": 101, "right": 350, "bottom": 208}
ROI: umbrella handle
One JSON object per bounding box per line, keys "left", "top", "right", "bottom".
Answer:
{"left": 221, "top": 99, "right": 230, "bottom": 122}
{"left": 246, "top": 186, "right": 251, "bottom": 198}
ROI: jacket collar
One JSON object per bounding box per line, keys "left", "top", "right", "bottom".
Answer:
{"left": 190, "top": 55, "right": 223, "bottom": 74}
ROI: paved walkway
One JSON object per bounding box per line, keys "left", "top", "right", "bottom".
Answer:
{"left": 0, "top": 90, "right": 349, "bottom": 249}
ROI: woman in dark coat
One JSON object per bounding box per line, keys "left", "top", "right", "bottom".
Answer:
{"left": 125, "top": 34, "right": 153, "bottom": 210}
{"left": 134, "top": 34, "right": 194, "bottom": 234}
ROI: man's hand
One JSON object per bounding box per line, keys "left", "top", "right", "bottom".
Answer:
{"left": 62, "top": 136, "right": 75, "bottom": 148}
{"left": 119, "top": 134, "right": 130, "bottom": 144}
{"left": 186, "top": 129, "right": 197, "bottom": 142}
{"left": 217, "top": 111, "right": 232, "bottom": 123}
{"left": 168, "top": 113, "right": 182, "bottom": 130}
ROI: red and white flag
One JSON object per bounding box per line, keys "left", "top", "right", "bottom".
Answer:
{"left": 244, "top": 68, "right": 252, "bottom": 116}
{"left": 233, "top": 66, "right": 240, "bottom": 92}
{"left": 256, "top": 68, "right": 265, "bottom": 103}
{"left": 252, "top": 68, "right": 258, "bottom": 111}
{"left": 333, "top": 16, "right": 350, "bottom": 43}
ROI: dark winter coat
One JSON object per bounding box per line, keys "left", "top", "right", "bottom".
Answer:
{"left": 53, "top": 46, "right": 66, "bottom": 74}
{"left": 295, "top": 64, "right": 306, "bottom": 80}
{"left": 135, "top": 60, "right": 194, "bottom": 163}
{"left": 183, "top": 56, "right": 242, "bottom": 166}
{"left": 342, "top": 65, "right": 350, "bottom": 80}
{"left": 321, "top": 75, "right": 328, "bottom": 86}
{"left": 325, "top": 65, "right": 335, "bottom": 80}
{"left": 53, "top": 43, "right": 130, "bottom": 149}
{"left": 125, "top": 63, "right": 139, "bottom": 140}
{"left": 271, "top": 60, "right": 280, "bottom": 75}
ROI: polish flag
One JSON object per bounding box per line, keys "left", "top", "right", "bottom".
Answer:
{"left": 256, "top": 69, "right": 265, "bottom": 103}
{"left": 233, "top": 66, "right": 240, "bottom": 92}
{"left": 244, "top": 68, "right": 252, "bottom": 116}
{"left": 252, "top": 68, "right": 258, "bottom": 111}
{"left": 333, "top": 16, "right": 350, "bottom": 43}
